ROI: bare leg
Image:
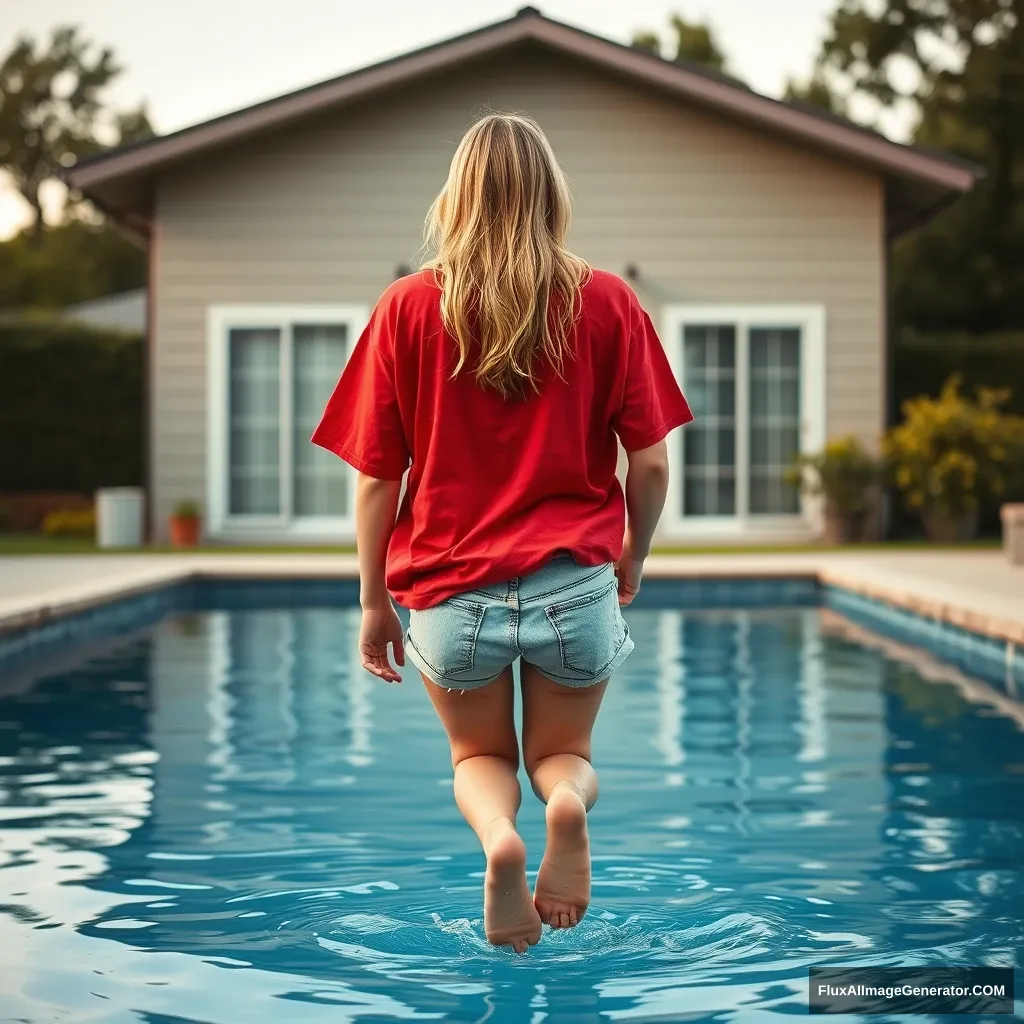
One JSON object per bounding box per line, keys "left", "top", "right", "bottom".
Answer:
{"left": 521, "top": 662, "right": 608, "bottom": 929}
{"left": 421, "top": 667, "right": 541, "bottom": 953}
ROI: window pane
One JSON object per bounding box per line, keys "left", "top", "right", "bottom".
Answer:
{"left": 748, "top": 327, "right": 801, "bottom": 514}
{"left": 681, "top": 325, "right": 737, "bottom": 517}
{"left": 229, "top": 328, "right": 281, "bottom": 516}
{"left": 293, "top": 324, "right": 349, "bottom": 517}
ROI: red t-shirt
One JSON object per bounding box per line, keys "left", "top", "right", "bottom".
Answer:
{"left": 311, "top": 269, "right": 693, "bottom": 610}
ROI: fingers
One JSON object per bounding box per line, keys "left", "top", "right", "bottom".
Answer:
{"left": 361, "top": 645, "right": 402, "bottom": 683}
{"left": 615, "top": 564, "right": 640, "bottom": 606}
{"left": 393, "top": 632, "right": 406, "bottom": 667}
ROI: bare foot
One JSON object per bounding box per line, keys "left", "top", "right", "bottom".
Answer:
{"left": 534, "top": 782, "right": 590, "bottom": 929}
{"left": 483, "top": 818, "right": 542, "bottom": 953}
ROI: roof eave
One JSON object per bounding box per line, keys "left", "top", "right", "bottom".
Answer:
{"left": 65, "top": 10, "right": 980, "bottom": 203}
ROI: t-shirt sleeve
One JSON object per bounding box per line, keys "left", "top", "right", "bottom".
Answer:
{"left": 612, "top": 306, "right": 694, "bottom": 452}
{"left": 310, "top": 299, "right": 410, "bottom": 480}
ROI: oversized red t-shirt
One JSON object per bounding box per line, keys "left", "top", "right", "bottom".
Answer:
{"left": 311, "top": 269, "right": 693, "bottom": 609}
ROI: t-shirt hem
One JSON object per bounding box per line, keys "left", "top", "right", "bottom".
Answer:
{"left": 620, "top": 409, "right": 695, "bottom": 453}
{"left": 310, "top": 431, "right": 407, "bottom": 480}
{"left": 390, "top": 545, "right": 620, "bottom": 610}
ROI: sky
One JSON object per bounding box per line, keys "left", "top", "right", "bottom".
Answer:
{"left": 0, "top": 0, "right": 858, "bottom": 238}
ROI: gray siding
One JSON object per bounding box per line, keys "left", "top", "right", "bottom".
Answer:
{"left": 152, "top": 45, "right": 884, "bottom": 542}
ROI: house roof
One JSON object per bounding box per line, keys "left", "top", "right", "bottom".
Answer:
{"left": 65, "top": 5, "right": 981, "bottom": 239}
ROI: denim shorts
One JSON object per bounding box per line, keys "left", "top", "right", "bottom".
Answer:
{"left": 405, "top": 556, "right": 634, "bottom": 691}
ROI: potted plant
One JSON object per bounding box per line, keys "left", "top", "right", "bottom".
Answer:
{"left": 169, "top": 500, "right": 202, "bottom": 547}
{"left": 883, "top": 375, "right": 1024, "bottom": 543}
{"left": 786, "top": 436, "right": 880, "bottom": 544}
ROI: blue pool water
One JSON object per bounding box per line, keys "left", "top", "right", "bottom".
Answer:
{"left": 0, "top": 601, "right": 1021, "bottom": 1022}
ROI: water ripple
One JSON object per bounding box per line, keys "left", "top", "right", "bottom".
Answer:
{"left": 0, "top": 608, "right": 1022, "bottom": 1023}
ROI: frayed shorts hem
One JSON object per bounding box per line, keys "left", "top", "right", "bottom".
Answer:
{"left": 405, "top": 631, "right": 635, "bottom": 694}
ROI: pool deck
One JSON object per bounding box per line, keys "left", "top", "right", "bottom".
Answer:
{"left": 0, "top": 549, "right": 1022, "bottom": 645}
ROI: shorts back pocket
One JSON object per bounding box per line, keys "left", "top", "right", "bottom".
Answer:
{"left": 407, "top": 598, "right": 486, "bottom": 678}
{"left": 545, "top": 579, "right": 628, "bottom": 680}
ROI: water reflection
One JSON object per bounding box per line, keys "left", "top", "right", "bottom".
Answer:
{"left": 0, "top": 603, "right": 1021, "bottom": 1023}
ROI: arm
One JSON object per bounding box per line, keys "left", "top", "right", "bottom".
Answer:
{"left": 356, "top": 472, "right": 402, "bottom": 608}
{"left": 355, "top": 472, "right": 405, "bottom": 681}
{"left": 616, "top": 440, "right": 670, "bottom": 605}
{"left": 623, "top": 440, "right": 670, "bottom": 559}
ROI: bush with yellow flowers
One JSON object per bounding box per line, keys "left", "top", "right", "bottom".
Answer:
{"left": 883, "top": 375, "right": 1024, "bottom": 540}
{"left": 40, "top": 507, "right": 97, "bottom": 538}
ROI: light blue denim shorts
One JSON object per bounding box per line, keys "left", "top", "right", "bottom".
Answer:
{"left": 405, "top": 556, "right": 634, "bottom": 691}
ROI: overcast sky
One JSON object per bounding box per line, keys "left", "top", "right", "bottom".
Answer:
{"left": 0, "top": 0, "right": 845, "bottom": 237}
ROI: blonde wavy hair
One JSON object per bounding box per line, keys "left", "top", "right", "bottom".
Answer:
{"left": 423, "top": 113, "right": 591, "bottom": 398}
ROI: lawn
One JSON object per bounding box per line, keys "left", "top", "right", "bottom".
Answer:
{"left": 0, "top": 534, "right": 1003, "bottom": 556}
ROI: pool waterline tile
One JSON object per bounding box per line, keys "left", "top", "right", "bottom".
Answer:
{"left": 0, "top": 568, "right": 1021, "bottom": 701}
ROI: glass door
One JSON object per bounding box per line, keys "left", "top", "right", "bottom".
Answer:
{"left": 292, "top": 324, "right": 349, "bottom": 521}
{"left": 211, "top": 305, "right": 366, "bottom": 538}
{"left": 663, "top": 305, "right": 825, "bottom": 534}
{"left": 748, "top": 327, "right": 802, "bottom": 515}
{"left": 682, "top": 325, "right": 737, "bottom": 518}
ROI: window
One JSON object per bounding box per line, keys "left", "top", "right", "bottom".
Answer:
{"left": 661, "top": 305, "right": 826, "bottom": 535}
{"left": 207, "top": 306, "right": 368, "bottom": 537}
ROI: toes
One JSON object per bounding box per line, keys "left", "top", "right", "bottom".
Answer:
{"left": 536, "top": 905, "right": 582, "bottom": 929}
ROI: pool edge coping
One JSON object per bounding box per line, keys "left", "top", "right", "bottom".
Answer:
{"left": 2, "top": 556, "right": 1022, "bottom": 648}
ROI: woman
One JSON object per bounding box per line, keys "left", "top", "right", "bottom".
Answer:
{"left": 312, "top": 113, "right": 692, "bottom": 953}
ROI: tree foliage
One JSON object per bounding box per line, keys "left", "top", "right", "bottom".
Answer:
{"left": 632, "top": 13, "right": 734, "bottom": 76}
{"left": 0, "top": 220, "right": 145, "bottom": 309}
{"left": 810, "top": 0, "right": 1024, "bottom": 332}
{"left": 0, "top": 25, "right": 153, "bottom": 239}
{"left": 783, "top": 72, "right": 849, "bottom": 116}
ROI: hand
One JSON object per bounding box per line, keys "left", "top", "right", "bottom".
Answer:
{"left": 359, "top": 601, "right": 406, "bottom": 683}
{"left": 614, "top": 548, "right": 645, "bottom": 606}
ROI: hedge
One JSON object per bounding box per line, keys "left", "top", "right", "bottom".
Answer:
{"left": 893, "top": 330, "right": 1024, "bottom": 416}
{"left": 0, "top": 321, "right": 144, "bottom": 493}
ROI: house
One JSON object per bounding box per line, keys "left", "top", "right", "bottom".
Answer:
{"left": 65, "top": 6, "right": 979, "bottom": 546}
{"left": 63, "top": 289, "right": 147, "bottom": 333}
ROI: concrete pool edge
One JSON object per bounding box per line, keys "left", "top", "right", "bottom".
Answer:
{"left": 0, "top": 552, "right": 1021, "bottom": 698}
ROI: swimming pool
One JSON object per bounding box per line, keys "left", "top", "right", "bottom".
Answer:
{"left": 0, "top": 589, "right": 1021, "bottom": 1022}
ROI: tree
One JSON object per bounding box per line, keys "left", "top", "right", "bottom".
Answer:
{"left": 783, "top": 73, "right": 848, "bottom": 117}
{"left": 633, "top": 13, "right": 734, "bottom": 76}
{"left": 0, "top": 219, "right": 146, "bottom": 309}
{"left": 807, "top": 0, "right": 1024, "bottom": 332}
{"left": 0, "top": 25, "right": 153, "bottom": 241}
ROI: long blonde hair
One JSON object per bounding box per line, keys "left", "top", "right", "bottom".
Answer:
{"left": 423, "top": 113, "right": 591, "bottom": 399}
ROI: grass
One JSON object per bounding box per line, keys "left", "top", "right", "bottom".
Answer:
{"left": 0, "top": 534, "right": 1003, "bottom": 556}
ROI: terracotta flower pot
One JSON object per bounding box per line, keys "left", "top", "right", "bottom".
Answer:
{"left": 823, "top": 506, "right": 867, "bottom": 545}
{"left": 921, "top": 507, "right": 979, "bottom": 544}
{"left": 169, "top": 514, "right": 201, "bottom": 547}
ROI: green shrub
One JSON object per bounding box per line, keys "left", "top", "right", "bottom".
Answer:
{"left": 786, "top": 436, "right": 881, "bottom": 516}
{"left": 890, "top": 331, "right": 1024, "bottom": 537}
{"left": 41, "top": 506, "right": 97, "bottom": 537}
{"left": 0, "top": 321, "right": 143, "bottom": 492}
{"left": 884, "top": 375, "right": 1024, "bottom": 534}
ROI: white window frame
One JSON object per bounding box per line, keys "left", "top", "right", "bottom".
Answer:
{"left": 206, "top": 304, "right": 368, "bottom": 540}
{"left": 661, "top": 304, "right": 827, "bottom": 538}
